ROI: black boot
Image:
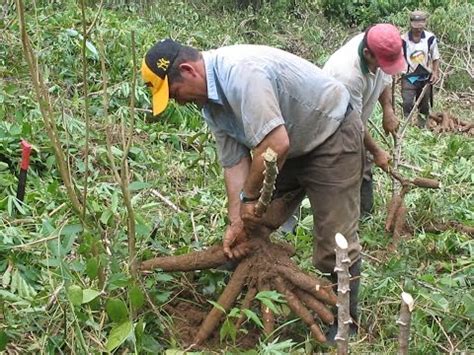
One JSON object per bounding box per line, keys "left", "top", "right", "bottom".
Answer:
{"left": 360, "top": 178, "right": 373, "bottom": 217}
{"left": 325, "top": 258, "right": 362, "bottom": 345}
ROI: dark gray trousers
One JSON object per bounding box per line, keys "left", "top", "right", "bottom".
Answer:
{"left": 274, "top": 110, "right": 364, "bottom": 273}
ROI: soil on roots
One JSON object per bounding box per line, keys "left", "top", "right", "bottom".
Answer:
{"left": 165, "top": 299, "right": 260, "bottom": 350}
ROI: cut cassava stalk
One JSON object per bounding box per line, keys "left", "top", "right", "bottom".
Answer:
{"left": 293, "top": 288, "right": 335, "bottom": 325}
{"left": 273, "top": 276, "right": 326, "bottom": 343}
{"left": 397, "top": 292, "right": 415, "bottom": 355}
{"left": 334, "top": 233, "right": 352, "bottom": 355}
{"left": 255, "top": 148, "right": 278, "bottom": 217}
{"left": 193, "top": 258, "right": 251, "bottom": 345}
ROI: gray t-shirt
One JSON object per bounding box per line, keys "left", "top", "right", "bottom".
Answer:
{"left": 202, "top": 45, "right": 351, "bottom": 168}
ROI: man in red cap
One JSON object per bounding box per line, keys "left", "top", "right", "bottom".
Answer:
{"left": 401, "top": 10, "right": 440, "bottom": 127}
{"left": 322, "top": 23, "right": 406, "bottom": 341}
{"left": 142, "top": 40, "right": 364, "bottom": 343}
{"left": 323, "top": 24, "right": 406, "bottom": 216}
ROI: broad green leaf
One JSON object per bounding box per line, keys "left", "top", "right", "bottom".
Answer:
{"left": 0, "top": 290, "right": 26, "bottom": 303}
{"left": 155, "top": 273, "right": 174, "bottom": 282}
{"left": 220, "top": 318, "right": 237, "bottom": 343}
{"left": 259, "top": 298, "right": 280, "bottom": 314}
{"left": 100, "top": 209, "right": 113, "bottom": 225}
{"left": 67, "top": 285, "right": 83, "bottom": 306}
{"left": 85, "top": 257, "right": 99, "bottom": 279}
{"left": 431, "top": 293, "right": 449, "bottom": 311}
{"left": 256, "top": 290, "right": 285, "bottom": 303}
{"left": 135, "top": 319, "right": 145, "bottom": 350}
{"left": 85, "top": 40, "right": 99, "bottom": 59}
{"left": 208, "top": 300, "right": 226, "bottom": 313}
{"left": 2, "top": 268, "right": 11, "bottom": 288}
{"left": 129, "top": 285, "right": 144, "bottom": 310}
{"left": 155, "top": 291, "right": 171, "bottom": 304}
{"left": 82, "top": 289, "right": 100, "bottom": 304}
{"left": 106, "top": 299, "right": 129, "bottom": 323}
{"left": 228, "top": 307, "right": 240, "bottom": 318}
{"left": 65, "top": 28, "right": 79, "bottom": 37}
{"left": 61, "top": 224, "right": 83, "bottom": 236}
{"left": 462, "top": 294, "right": 474, "bottom": 319}
{"left": 128, "top": 181, "right": 152, "bottom": 191}
{"left": 0, "top": 331, "right": 8, "bottom": 351}
{"left": 243, "top": 309, "right": 264, "bottom": 328}
{"left": 106, "top": 321, "right": 132, "bottom": 352}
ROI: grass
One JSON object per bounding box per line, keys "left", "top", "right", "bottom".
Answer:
{"left": 0, "top": 0, "right": 472, "bottom": 353}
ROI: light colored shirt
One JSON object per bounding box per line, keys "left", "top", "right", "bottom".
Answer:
{"left": 322, "top": 33, "right": 392, "bottom": 124}
{"left": 402, "top": 30, "right": 440, "bottom": 74}
{"left": 201, "top": 45, "right": 351, "bottom": 168}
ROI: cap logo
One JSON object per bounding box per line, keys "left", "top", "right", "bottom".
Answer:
{"left": 157, "top": 58, "right": 170, "bottom": 71}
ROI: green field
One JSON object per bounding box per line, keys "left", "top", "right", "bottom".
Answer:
{"left": 1, "top": 0, "right": 472, "bottom": 353}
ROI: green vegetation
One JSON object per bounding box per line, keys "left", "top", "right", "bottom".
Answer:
{"left": 1, "top": 0, "right": 472, "bottom": 353}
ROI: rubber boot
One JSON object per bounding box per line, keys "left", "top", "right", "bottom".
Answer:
{"left": 279, "top": 207, "right": 299, "bottom": 234}
{"left": 417, "top": 113, "right": 428, "bottom": 128}
{"left": 325, "top": 258, "right": 362, "bottom": 346}
{"left": 360, "top": 178, "right": 373, "bottom": 218}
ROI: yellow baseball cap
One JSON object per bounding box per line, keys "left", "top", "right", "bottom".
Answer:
{"left": 141, "top": 39, "right": 181, "bottom": 116}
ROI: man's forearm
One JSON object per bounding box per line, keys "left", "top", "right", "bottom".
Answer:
{"left": 432, "top": 59, "right": 440, "bottom": 76}
{"left": 242, "top": 125, "right": 290, "bottom": 199}
{"left": 224, "top": 156, "right": 251, "bottom": 223}
{"left": 364, "top": 130, "right": 382, "bottom": 156}
{"left": 378, "top": 86, "right": 394, "bottom": 116}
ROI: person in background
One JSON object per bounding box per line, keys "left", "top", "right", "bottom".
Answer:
{"left": 401, "top": 10, "right": 440, "bottom": 128}
{"left": 321, "top": 24, "right": 406, "bottom": 342}
{"left": 323, "top": 23, "right": 405, "bottom": 217}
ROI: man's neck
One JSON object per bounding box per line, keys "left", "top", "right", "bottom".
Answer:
{"left": 409, "top": 30, "right": 424, "bottom": 43}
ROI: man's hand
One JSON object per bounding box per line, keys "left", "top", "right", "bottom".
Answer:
{"left": 223, "top": 219, "right": 249, "bottom": 259}
{"left": 240, "top": 201, "right": 263, "bottom": 233}
{"left": 382, "top": 110, "right": 399, "bottom": 137}
{"left": 430, "top": 72, "right": 439, "bottom": 85}
{"left": 373, "top": 149, "right": 391, "bottom": 171}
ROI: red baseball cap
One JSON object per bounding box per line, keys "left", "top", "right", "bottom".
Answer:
{"left": 366, "top": 24, "right": 406, "bottom": 75}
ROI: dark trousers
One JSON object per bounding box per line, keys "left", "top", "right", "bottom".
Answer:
{"left": 274, "top": 110, "right": 364, "bottom": 273}
{"left": 401, "top": 78, "right": 432, "bottom": 127}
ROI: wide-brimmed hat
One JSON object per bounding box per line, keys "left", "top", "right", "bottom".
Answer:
{"left": 141, "top": 39, "right": 182, "bottom": 116}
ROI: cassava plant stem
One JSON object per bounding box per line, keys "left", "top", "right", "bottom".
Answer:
{"left": 17, "top": 0, "right": 84, "bottom": 218}
{"left": 80, "top": 0, "right": 90, "bottom": 221}
{"left": 255, "top": 148, "right": 278, "bottom": 217}
{"left": 397, "top": 292, "right": 415, "bottom": 355}
{"left": 334, "top": 233, "right": 352, "bottom": 355}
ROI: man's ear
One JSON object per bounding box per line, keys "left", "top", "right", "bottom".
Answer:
{"left": 362, "top": 47, "right": 373, "bottom": 61}
{"left": 178, "top": 63, "right": 197, "bottom": 77}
